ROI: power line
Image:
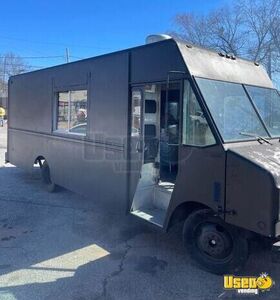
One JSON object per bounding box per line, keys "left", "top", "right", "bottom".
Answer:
{"left": 0, "top": 52, "right": 87, "bottom": 71}
{"left": 70, "top": 55, "right": 85, "bottom": 59}
{"left": 0, "top": 54, "right": 85, "bottom": 61}
{"left": 0, "top": 62, "right": 44, "bottom": 66}
{"left": 0, "top": 55, "right": 64, "bottom": 59}
{"left": 0, "top": 35, "right": 114, "bottom": 51}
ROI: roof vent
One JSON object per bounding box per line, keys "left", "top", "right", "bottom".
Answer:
{"left": 145, "top": 34, "right": 172, "bottom": 44}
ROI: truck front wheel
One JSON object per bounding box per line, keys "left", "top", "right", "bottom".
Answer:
{"left": 183, "top": 209, "right": 248, "bottom": 274}
{"left": 41, "top": 160, "right": 57, "bottom": 193}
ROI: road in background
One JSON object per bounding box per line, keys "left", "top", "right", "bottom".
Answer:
{"left": 0, "top": 123, "right": 279, "bottom": 300}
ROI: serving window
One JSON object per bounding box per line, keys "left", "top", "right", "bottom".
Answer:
{"left": 55, "top": 89, "right": 88, "bottom": 136}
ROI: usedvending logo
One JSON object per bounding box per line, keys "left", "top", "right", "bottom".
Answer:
{"left": 224, "top": 273, "right": 274, "bottom": 295}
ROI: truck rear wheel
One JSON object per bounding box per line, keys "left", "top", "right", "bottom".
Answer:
{"left": 183, "top": 209, "right": 248, "bottom": 275}
{"left": 41, "top": 160, "right": 57, "bottom": 193}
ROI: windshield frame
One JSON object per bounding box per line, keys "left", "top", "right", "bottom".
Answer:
{"left": 244, "top": 84, "right": 280, "bottom": 138}
{"left": 194, "top": 76, "right": 279, "bottom": 144}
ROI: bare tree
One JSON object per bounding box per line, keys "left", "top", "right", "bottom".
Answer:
{"left": 240, "top": 0, "right": 280, "bottom": 77}
{"left": 171, "top": 0, "right": 280, "bottom": 83}
{"left": 0, "top": 52, "right": 30, "bottom": 97}
{"left": 171, "top": 6, "right": 246, "bottom": 55}
{"left": 209, "top": 6, "right": 247, "bottom": 55}
{"left": 172, "top": 13, "right": 215, "bottom": 48}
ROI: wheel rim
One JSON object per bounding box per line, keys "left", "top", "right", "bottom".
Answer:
{"left": 195, "top": 222, "right": 233, "bottom": 260}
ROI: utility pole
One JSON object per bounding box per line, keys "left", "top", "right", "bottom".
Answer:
{"left": 65, "top": 48, "right": 70, "bottom": 63}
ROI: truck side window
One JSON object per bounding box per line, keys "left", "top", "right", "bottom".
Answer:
{"left": 183, "top": 80, "right": 215, "bottom": 146}
{"left": 56, "top": 89, "right": 88, "bottom": 135}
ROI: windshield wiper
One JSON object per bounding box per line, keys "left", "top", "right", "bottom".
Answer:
{"left": 239, "top": 132, "right": 272, "bottom": 145}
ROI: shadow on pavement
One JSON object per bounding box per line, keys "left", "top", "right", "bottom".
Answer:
{"left": 0, "top": 165, "right": 279, "bottom": 300}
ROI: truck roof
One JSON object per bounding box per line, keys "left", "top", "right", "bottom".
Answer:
{"left": 175, "top": 39, "right": 273, "bottom": 88}
{"left": 10, "top": 37, "right": 273, "bottom": 89}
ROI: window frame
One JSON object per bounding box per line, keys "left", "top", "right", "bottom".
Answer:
{"left": 182, "top": 79, "right": 218, "bottom": 148}
{"left": 131, "top": 88, "right": 143, "bottom": 138}
{"left": 194, "top": 76, "right": 280, "bottom": 144}
{"left": 244, "top": 84, "right": 280, "bottom": 138}
{"left": 131, "top": 79, "right": 220, "bottom": 149}
{"left": 53, "top": 87, "right": 89, "bottom": 137}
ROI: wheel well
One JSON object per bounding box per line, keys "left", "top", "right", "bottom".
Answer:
{"left": 167, "top": 202, "right": 211, "bottom": 231}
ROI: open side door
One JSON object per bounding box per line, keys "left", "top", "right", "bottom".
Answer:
{"left": 128, "top": 87, "right": 144, "bottom": 202}
{"left": 129, "top": 83, "right": 181, "bottom": 227}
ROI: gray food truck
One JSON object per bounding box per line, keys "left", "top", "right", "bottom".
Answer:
{"left": 6, "top": 35, "right": 280, "bottom": 274}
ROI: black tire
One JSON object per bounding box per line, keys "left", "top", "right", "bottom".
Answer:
{"left": 41, "top": 160, "right": 57, "bottom": 193}
{"left": 183, "top": 209, "right": 248, "bottom": 275}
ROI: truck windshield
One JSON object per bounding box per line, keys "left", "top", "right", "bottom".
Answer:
{"left": 245, "top": 86, "right": 280, "bottom": 137}
{"left": 196, "top": 78, "right": 268, "bottom": 142}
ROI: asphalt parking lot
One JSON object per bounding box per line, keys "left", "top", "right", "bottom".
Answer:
{"left": 0, "top": 124, "right": 280, "bottom": 300}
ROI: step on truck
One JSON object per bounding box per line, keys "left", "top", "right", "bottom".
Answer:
{"left": 6, "top": 34, "right": 280, "bottom": 274}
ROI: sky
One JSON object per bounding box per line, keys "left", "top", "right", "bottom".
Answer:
{"left": 0, "top": 0, "right": 227, "bottom": 68}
